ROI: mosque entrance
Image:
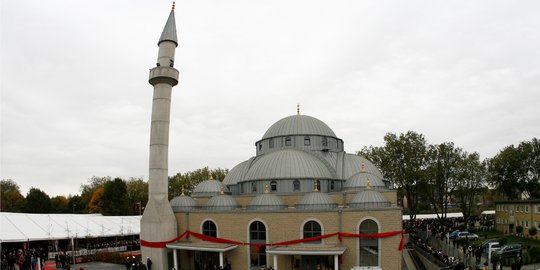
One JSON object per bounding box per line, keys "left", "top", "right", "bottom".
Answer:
{"left": 295, "top": 255, "right": 333, "bottom": 270}
{"left": 194, "top": 251, "right": 219, "bottom": 270}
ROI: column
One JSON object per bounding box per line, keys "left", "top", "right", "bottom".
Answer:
{"left": 219, "top": 252, "right": 224, "bottom": 268}
{"left": 334, "top": 255, "right": 339, "bottom": 270}
{"left": 273, "top": 255, "right": 278, "bottom": 270}
{"left": 173, "top": 249, "right": 178, "bottom": 270}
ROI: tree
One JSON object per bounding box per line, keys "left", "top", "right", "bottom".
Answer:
{"left": 516, "top": 225, "right": 524, "bottom": 236}
{"left": 168, "top": 167, "right": 228, "bottom": 200}
{"left": 425, "top": 142, "right": 463, "bottom": 224}
{"left": 529, "top": 226, "right": 537, "bottom": 238}
{"left": 101, "top": 178, "right": 128, "bottom": 216}
{"left": 80, "top": 176, "right": 111, "bottom": 213}
{"left": 488, "top": 138, "right": 540, "bottom": 199}
{"left": 25, "top": 187, "right": 52, "bottom": 213}
{"left": 455, "top": 153, "right": 487, "bottom": 221}
{"left": 88, "top": 187, "right": 105, "bottom": 213}
{"left": 1, "top": 179, "right": 26, "bottom": 212}
{"left": 126, "top": 178, "right": 148, "bottom": 215}
{"left": 359, "top": 131, "right": 428, "bottom": 225}
{"left": 50, "top": 195, "right": 69, "bottom": 213}
{"left": 68, "top": 195, "right": 84, "bottom": 214}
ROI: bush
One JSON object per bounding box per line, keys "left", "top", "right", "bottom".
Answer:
{"left": 516, "top": 225, "right": 524, "bottom": 235}
{"left": 529, "top": 247, "right": 540, "bottom": 263}
{"left": 458, "top": 224, "right": 466, "bottom": 231}
{"left": 529, "top": 226, "right": 537, "bottom": 237}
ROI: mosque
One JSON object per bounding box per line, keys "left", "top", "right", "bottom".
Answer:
{"left": 141, "top": 5, "right": 403, "bottom": 270}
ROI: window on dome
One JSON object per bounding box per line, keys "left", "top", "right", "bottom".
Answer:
{"left": 303, "top": 220, "right": 322, "bottom": 244}
{"left": 304, "top": 136, "right": 311, "bottom": 146}
{"left": 249, "top": 221, "right": 267, "bottom": 267}
{"left": 322, "top": 137, "right": 328, "bottom": 147}
{"left": 293, "top": 180, "right": 300, "bottom": 191}
{"left": 269, "top": 138, "right": 274, "bottom": 148}
{"left": 251, "top": 182, "right": 257, "bottom": 193}
{"left": 359, "top": 219, "right": 379, "bottom": 266}
{"left": 202, "top": 220, "right": 217, "bottom": 237}
{"left": 330, "top": 180, "right": 335, "bottom": 191}
{"left": 285, "top": 136, "right": 292, "bottom": 146}
{"left": 258, "top": 143, "right": 262, "bottom": 150}
{"left": 270, "top": 181, "right": 277, "bottom": 192}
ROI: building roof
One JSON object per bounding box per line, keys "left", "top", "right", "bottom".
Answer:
{"left": 0, "top": 212, "right": 140, "bottom": 243}
{"left": 158, "top": 9, "right": 178, "bottom": 46}
{"left": 267, "top": 244, "right": 346, "bottom": 255}
{"left": 344, "top": 172, "right": 385, "bottom": 190}
{"left": 243, "top": 149, "right": 334, "bottom": 182}
{"left": 262, "top": 114, "right": 337, "bottom": 140}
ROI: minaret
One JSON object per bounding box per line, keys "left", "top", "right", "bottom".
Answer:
{"left": 141, "top": 4, "right": 179, "bottom": 269}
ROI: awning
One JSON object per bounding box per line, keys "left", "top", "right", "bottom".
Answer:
{"left": 166, "top": 241, "right": 238, "bottom": 252}
{"left": 267, "top": 244, "right": 346, "bottom": 255}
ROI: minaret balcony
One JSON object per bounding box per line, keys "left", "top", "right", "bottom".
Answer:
{"left": 149, "top": 66, "right": 179, "bottom": 86}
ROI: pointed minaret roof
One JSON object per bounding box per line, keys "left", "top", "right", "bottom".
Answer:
{"left": 158, "top": 5, "right": 178, "bottom": 46}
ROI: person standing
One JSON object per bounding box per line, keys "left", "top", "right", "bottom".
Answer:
{"left": 147, "top": 257, "right": 153, "bottom": 270}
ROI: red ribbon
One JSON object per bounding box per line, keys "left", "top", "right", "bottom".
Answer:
{"left": 141, "top": 230, "right": 405, "bottom": 251}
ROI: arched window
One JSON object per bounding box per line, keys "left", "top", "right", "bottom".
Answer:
{"left": 258, "top": 143, "right": 262, "bottom": 150}
{"left": 359, "top": 219, "right": 379, "bottom": 266}
{"left": 202, "top": 220, "right": 217, "bottom": 237}
{"left": 303, "top": 220, "right": 322, "bottom": 244}
{"left": 304, "top": 136, "right": 311, "bottom": 146}
{"left": 270, "top": 181, "right": 277, "bottom": 192}
{"left": 251, "top": 182, "right": 257, "bottom": 193}
{"left": 269, "top": 138, "right": 274, "bottom": 148}
{"left": 285, "top": 136, "right": 292, "bottom": 146}
{"left": 249, "top": 221, "right": 267, "bottom": 267}
{"left": 293, "top": 180, "right": 300, "bottom": 191}
{"left": 330, "top": 180, "right": 335, "bottom": 191}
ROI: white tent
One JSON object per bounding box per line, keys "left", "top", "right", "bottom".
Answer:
{"left": 0, "top": 212, "right": 140, "bottom": 243}
{"left": 402, "top": 212, "right": 464, "bottom": 220}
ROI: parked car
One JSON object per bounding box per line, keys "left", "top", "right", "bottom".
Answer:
{"left": 457, "top": 232, "right": 479, "bottom": 240}
{"left": 494, "top": 244, "right": 522, "bottom": 257}
{"left": 480, "top": 238, "right": 500, "bottom": 251}
{"left": 449, "top": 230, "right": 460, "bottom": 240}
{"left": 487, "top": 242, "right": 501, "bottom": 255}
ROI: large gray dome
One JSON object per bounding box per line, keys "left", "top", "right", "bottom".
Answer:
{"left": 170, "top": 195, "right": 197, "bottom": 212}
{"left": 204, "top": 194, "right": 239, "bottom": 211}
{"left": 348, "top": 190, "right": 390, "bottom": 209}
{"left": 296, "top": 191, "right": 338, "bottom": 210}
{"left": 243, "top": 149, "right": 334, "bottom": 181}
{"left": 262, "top": 115, "right": 337, "bottom": 139}
{"left": 223, "top": 159, "right": 251, "bottom": 186}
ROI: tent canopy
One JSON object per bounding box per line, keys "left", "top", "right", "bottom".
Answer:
{"left": 0, "top": 212, "right": 140, "bottom": 243}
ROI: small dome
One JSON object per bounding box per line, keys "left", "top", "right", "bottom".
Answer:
{"left": 193, "top": 180, "right": 227, "bottom": 196}
{"left": 204, "top": 194, "right": 239, "bottom": 211}
{"left": 343, "top": 154, "right": 384, "bottom": 180}
{"left": 248, "top": 193, "right": 287, "bottom": 211}
{"left": 348, "top": 190, "right": 390, "bottom": 209}
{"left": 170, "top": 195, "right": 197, "bottom": 212}
{"left": 296, "top": 192, "right": 337, "bottom": 210}
{"left": 262, "top": 115, "right": 337, "bottom": 139}
{"left": 344, "top": 173, "right": 385, "bottom": 190}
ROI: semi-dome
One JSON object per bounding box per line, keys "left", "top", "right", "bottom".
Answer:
{"left": 204, "top": 194, "right": 239, "bottom": 211}
{"left": 344, "top": 173, "right": 385, "bottom": 190}
{"left": 223, "top": 159, "right": 251, "bottom": 186}
{"left": 296, "top": 190, "right": 337, "bottom": 210}
{"left": 349, "top": 189, "right": 390, "bottom": 209}
{"left": 243, "top": 149, "right": 334, "bottom": 181}
{"left": 262, "top": 114, "right": 337, "bottom": 139}
{"left": 247, "top": 191, "right": 287, "bottom": 211}
{"left": 170, "top": 195, "right": 197, "bottom": 212}
{"left": 343, "top": 154, "right": 384, "bottom": 179}
{"left": 193, "top": 179, "right": 227, "bottom": 196}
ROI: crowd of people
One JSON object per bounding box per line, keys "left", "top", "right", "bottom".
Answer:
{"left": 1, "top": 247, "right": 47, "bottom": 270}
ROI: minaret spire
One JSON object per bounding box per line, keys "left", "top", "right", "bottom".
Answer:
{"left": 141, "top": 6, "right": 180, "bottom": 270}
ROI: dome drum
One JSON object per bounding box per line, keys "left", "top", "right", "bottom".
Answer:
{"left": 255, "top": 135, "right": 344, "bottom": 156}
{"left": 238, "top": 179, "right": 342, "bottom": 194}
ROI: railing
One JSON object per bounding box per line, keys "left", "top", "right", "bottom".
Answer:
{"left": 48, "top": 246, "right": 128, "bottom": 259}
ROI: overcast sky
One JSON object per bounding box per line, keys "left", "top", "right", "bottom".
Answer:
{"left": 1, "top": 0, "right": 539, "bottom": 197}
